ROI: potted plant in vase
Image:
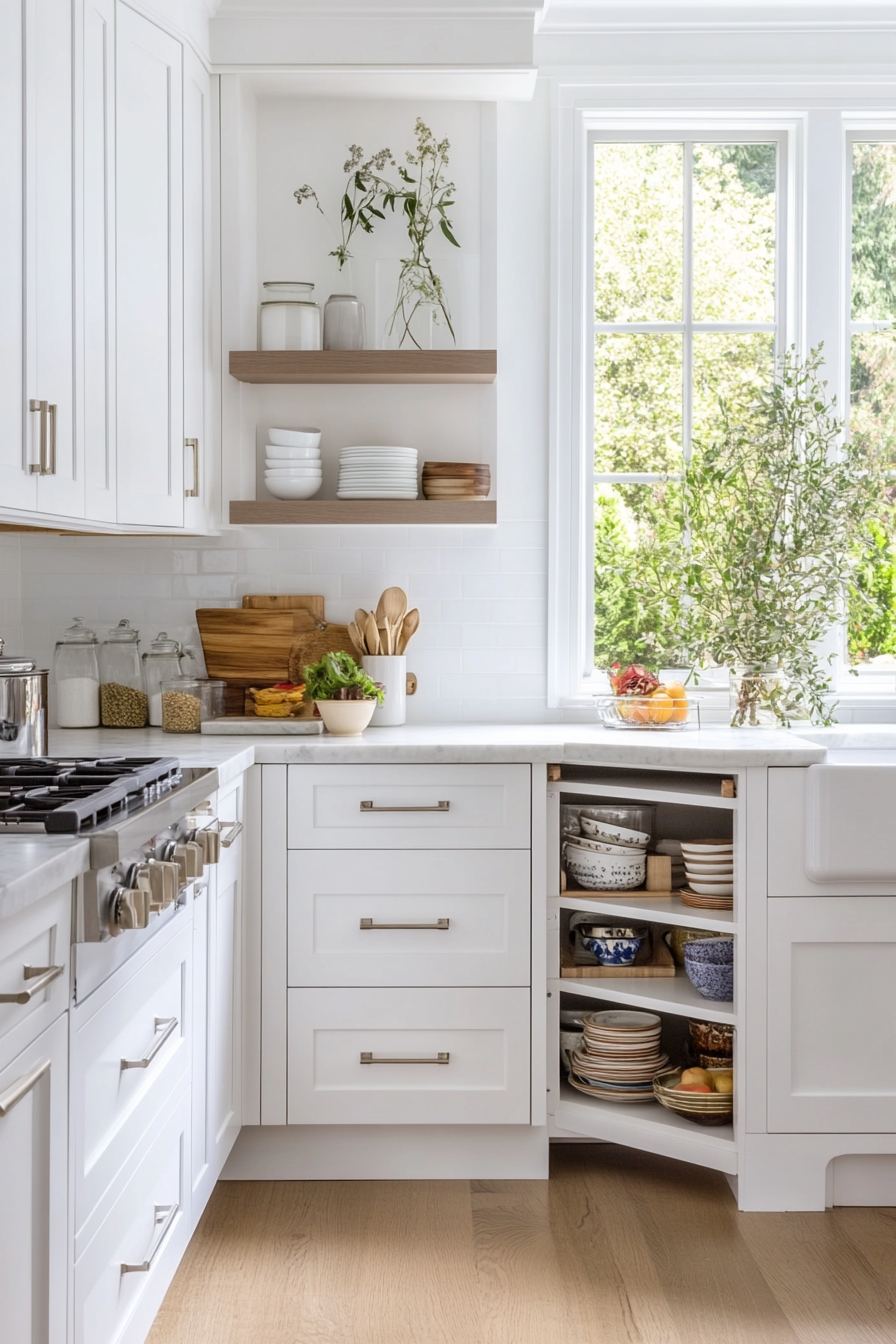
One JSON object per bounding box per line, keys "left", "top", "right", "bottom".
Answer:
{"left": 303, "top": 652, "right": 384, "bottom": 736}
{"left": 644, "top": 347, "right": 880, "bottom": 726}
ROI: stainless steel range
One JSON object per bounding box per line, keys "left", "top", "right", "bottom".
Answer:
{"left": 0, "top": 755, "right": 231, "bottom": 1001}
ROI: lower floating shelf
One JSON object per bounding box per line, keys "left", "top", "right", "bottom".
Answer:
{"left": 553, "top": 1079, "right": 736, "bottom": 1174}
{"left": 229, "top": 499, "right": 497, "bottom": 526}
{"left": 549, "top": 973, "right": 737, "bottom": 1024}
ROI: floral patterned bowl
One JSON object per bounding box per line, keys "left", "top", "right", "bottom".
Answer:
{"left": 563, "top": 842, "right": 646, "bottom": 891}
{"left": 581, "top": 927, "right": 648, "bottom": 966}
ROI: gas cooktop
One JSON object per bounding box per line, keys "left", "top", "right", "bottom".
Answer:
{"left": 0, "top": 756, "right": 184, "bottom": 834}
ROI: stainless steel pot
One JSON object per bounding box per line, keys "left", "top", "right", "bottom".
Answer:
{"left": 0, "top": 637, "right": 49, "bottom": 757}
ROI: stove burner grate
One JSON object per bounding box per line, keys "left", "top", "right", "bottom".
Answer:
{"left": 0, "top": 756, "right": 182, "bottom": 833}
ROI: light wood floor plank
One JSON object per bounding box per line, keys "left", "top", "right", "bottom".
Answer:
{"left": 146, "top": 1147, "right": 896, "bottom": 1344}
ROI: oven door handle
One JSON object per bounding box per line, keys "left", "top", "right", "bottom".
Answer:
{"left": 0, "top": 963, "right": 64, "bottom": 1004}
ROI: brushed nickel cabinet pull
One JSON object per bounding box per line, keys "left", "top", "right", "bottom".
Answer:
{"left": 360, "top": 1052, "right": 449, "bottom": 1065}
{"left": 360, "top": 918, "right": 449, "bottom": 931}
{"left": 121, "top": 1016, "right": 178, "bottom": 1070}
{"left": 29, "top": 399, "right": 47, "bottom": 473}
{"left": 0, "top": 963, "right": 64, "bottom": 1004}
{"left": 360, "top": 800, "right": 449, "bottom": 813}
{"left": 0, "top": 1059, "right": 50, "bottom": 1117}
{"left": 185, "top": 438, "right": 199, "bottom": 497}
{"left": 121, "top": 1203, "right": 178, "bottom": 1274}
{"left": 219, "top": 820, "right": 242, "bottom": 847}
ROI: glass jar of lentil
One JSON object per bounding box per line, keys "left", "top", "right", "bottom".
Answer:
{"left": 98, "top": 619, "right": 147, "bottom": 727}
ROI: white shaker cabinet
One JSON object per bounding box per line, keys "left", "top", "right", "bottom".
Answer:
{"left": 115, "top": 3, "right": 184, "bottom": 529}
{"left": 183, "top": 47, "right": 215, "bottom": 533}
{"left": 0, "top": 0, "right": 81, "bottom": 518}
{"left": 0, "top": 1010, "right": 68, "bottom": 1344}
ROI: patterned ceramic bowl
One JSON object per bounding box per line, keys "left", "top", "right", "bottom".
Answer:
{"left": 684, "top": 944, "right": 734, "bottom": 1000}
{"left": 581, "top": 927, "right": 648, "bottom": 966}
{"left": 563, "top": 842, "right": 646, "bottom": 891}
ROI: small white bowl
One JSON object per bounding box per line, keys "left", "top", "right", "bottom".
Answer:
{"left": 268, "top": 427, "right": 322, "bottom": 448}
{"left": 562, "top": 832, "right": 644, "bottom": 856}
{"left": 687, "top": 879, "right": 734, "bottom": 896}
{"left": 685, "top": 859, "right": 734, "bottom": 873}
{"left": 579, "top": 816, "right": 650, "bottom": 847}
{"left": 265, "top": 477, "right": 322, "bottom": 500}
{"left": 315, "top": 698, "right": 376, "bottom": 736}
{"left": 265, "top": 465, "right": 323, "bottom": 476}
{"left": 265, "top": 445, "right": 321, "bottom": 460}
{"left": 680, "top": 840, "right": 733, "bottom": 855}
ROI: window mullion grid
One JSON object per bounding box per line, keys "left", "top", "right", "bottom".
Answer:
{"left": 683, "top": 140, "right": 694, "bottom": 465}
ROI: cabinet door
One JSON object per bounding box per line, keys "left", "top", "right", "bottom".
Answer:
{"left": 182, "top": 47, "right": 214, "bottom": 533}
{"left": 189, "top": 880, "right": 211, "bottom": 1223}
{"left": 28, "top": 0, "right": 81, "bottom": 518}
{"left": 115, "top": 3, "right": 183, "bottom": 528}
{"left": 0, "top": 1013, "right": 68, "bottom": 1344}
{"left": 80, "top": 0, "right": 116, "bottom": 523}
{"left": 768, "top": 898, "right": 896, "bottom": 1132}
{"left": 208, "top": 872, "right": 241, "bottom": 1177}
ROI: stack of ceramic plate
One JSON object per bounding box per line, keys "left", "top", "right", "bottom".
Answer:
{"left": 568, "top": 1010, "right": 667, "bottom": 1104}
{"left": 680, "top": 839, "right": 734, "bottom": 909}
{"left": 337, "top": 446, "right": 418, "bottom": 499}
{"left": 421, "top": 462, "right": 490, "bottom": 500}
{"left": 265, "top": 427, "right": 322, "bottom": 500}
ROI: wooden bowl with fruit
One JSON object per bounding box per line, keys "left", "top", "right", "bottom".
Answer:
{"left": 653, "top": 1066, "right": 734, "bottom": 1125}
{"left": 595, "top": 665, "right": 694, "bottom": 730}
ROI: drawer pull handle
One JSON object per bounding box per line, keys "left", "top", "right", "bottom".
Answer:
{"left": 360, "top": 800, "right": 450, "bottom": 813}
{"left": 220, "top": 820, "right": 243, "bottom": 847}
{"left": 0, "top": 1059, "right": 50, "bottom": 1117}
{"left": 121, "top": 1203, "right": 178, "bottom": 1274}
{"left": 0, "top": 963, "right": 64, "bottom": 1004}
{"left": 360, "top": 1052, "right": 450, "bottom": 1065}
{"left": 121, "top": 1017, "right": 178, "bottom": 1071}
{"left": 360, "top": 918, "right": 449, "bottom": 931}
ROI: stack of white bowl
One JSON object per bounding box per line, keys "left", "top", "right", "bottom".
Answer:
{"left": 337, "top": 446, "right": 418, "bottom": 499}
{"left": 265, "top": 427, "right": 322, "bottom": 500}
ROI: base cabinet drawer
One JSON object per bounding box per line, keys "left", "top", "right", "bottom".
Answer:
{"left": 73, "top": 1081, "right": 191, "bottom": 1344}
{"left": 0, "top": 882, "right": 71, "bottom": 1061}
{"left": 287, "top": 987, "right": 530, "bottom": 1125}
{"left": 288, "top": 850, "right": 531, "bottom": 987}
{"left": 71, "top": 918, "right": 191, "bottom": 1249}
{"left": 288, "top": 764, "right": 531, "bottom": 850}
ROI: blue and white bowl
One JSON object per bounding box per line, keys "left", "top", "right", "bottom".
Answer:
{"left": 684, "top": 938, "right": 734, "bottom": 1000}
{"left": 581, "top": 926, "right": 648, "bottom": 966}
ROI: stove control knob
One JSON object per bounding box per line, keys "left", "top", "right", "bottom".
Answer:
{"left": 113, "top": 887, "right": 149, "bottom": 933}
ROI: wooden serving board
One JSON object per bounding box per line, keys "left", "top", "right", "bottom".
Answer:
{"left": 196, "top": 607, "right": 322, "bottom": 684}
{"left": 560, "top": 933, "right": 675, "bottom": 978}
{"left": 242, "top": 595, "right": 326, "bottom": 617}
{"left": 288, "top": 625, "right": 356, "bottom": 685}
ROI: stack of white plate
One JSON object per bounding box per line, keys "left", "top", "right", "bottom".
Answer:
{"left": 568, "top": 1010, "right": 668, "bottom": 1104}
{"left": 337, "top": 446, "right": 418, "bottom": 500}
{"left": 265, "top": 427, "right": 322, "bottom": 500}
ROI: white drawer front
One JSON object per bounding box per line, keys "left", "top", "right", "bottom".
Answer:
{"left": 71, "top": 918, "right": 190, "bottom": 1248}
{"left": 74, "top": 1082, "right": 190, "bottom": 1344}
{"left": 287, "top": 987, "right": 530, "bottom": 1125}
{"left": 0, "top": 883, "right": 70, "bottom": 1059}
{"left": 288, "top": 850, "right": 531, "bottom": 987}
{"left": 287, "top": 764, "right": 531, "bottom": 850}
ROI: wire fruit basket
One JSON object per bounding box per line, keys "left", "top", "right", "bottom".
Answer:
{"left": 593, "top": 695, "right": 700, "bottom": 731}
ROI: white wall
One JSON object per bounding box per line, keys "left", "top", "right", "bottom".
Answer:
{"left": 12, "top": 85, "right": 557, "bottom": 726}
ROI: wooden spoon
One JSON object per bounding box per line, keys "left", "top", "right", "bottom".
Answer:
{"left": 397, "top": 607, "right": 419, "bottom": 654}
{"left": 348, "top": 621, "right": 366, "bottom": 655}
{"left": 364, "top": 611, "right": 381, "bottom": 657}
{"left": 382, "top": 586, "right": 408, "bottom": 628}
{"left": 355, "top": 608, "right": 369, "bottom": 635}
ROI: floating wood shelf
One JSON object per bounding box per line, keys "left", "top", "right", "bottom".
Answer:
{"left": 228, "top": 349, "right": 497, "bottom": 384}
{"left": 229, "top": 499, "right": 497, "bottom": 526}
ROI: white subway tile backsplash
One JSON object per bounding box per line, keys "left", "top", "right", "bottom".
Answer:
{"left": 387, "top": 548, "right": 441, "bottom": 574}
{"left": 173, "top": 575, "right": 240, "bottom": 599}
{"left": 499, "top": 549, "right": 547, "bottom": 574}
{"left": 404, "top": 573, "right": 463, "bottom": 602}
{"left": 440, "top": 547, "right": 499, "bottom": 574}
{"left": 439, "top": 673, "right": 546, "bottom": 699}
{"left": 201, "top": 549, "right": 242, "bottom": 572}
{"left": 312, "top": 549, "right": 386, "bottom": 576}
{"left": 462, "top": 648, "right": 541, "bottom": 675}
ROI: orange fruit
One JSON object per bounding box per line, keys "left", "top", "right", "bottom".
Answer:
{"left": 675, "top": 1084, "right": 713, "bottom": 1093}
{"left": 660, "top": 680, "right": 689, "bottom": 723}
{"left": 648, "top": 690, "right": 674, "bottom": 724}
{"left": 618, "top": 696, "right": 653, "bottom": 723}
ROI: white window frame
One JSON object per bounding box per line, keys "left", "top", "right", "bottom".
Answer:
{"left": 549, "top": 107, "right": 802, "bottom": 708}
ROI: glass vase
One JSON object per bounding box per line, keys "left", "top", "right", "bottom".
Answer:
{"left": 728, "top": 663, "right": 789, "bottom": 728}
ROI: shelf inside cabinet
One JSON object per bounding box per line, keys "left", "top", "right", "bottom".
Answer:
{"left": 553, "top": 893, "right": 735, "bottom": 933}
{"left": 553, "top": 1080, "right": 736, "bottom": 1174}
{"left": 228, "top": 349, "right": 497, "bottom": 384}
{"left": 549, "top": 974, "right": 736, "bottom": 1024}
{"left": 228, "top": 499, "right": 497, "bottom": 526}
{"left": 556, "top": 777, "right": 736, "bottom": 810}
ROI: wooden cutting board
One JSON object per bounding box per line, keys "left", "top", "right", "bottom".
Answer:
{"left": 242, "top": 594, "right": 326, "bottom": 618}
{"left": 288, "top": 625, "right": 356, "bottom": 685}
{"left": 196, "top": 607, "right": 322, "bottom": 684}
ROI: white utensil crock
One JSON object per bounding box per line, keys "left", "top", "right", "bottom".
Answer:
{"left": 362, "top": 655, "right": 415, "bottom": 726}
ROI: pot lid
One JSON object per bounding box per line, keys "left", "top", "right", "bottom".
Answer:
{"left": 57, "top": 616, "right": 97, "bottom": 645}
{"left": 0, "top": 636, "right": 38, "bottom": 673}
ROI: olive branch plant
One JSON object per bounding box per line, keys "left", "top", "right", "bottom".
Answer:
{"left": 635, "top": 346, "right": 883, "bottom": 725}
{"left": 294, "top": 119, "right": 461, "bottom": 348}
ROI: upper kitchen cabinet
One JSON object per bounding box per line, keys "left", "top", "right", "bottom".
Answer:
{"left": 0, "top": 0, "right": 82, "bottom": 518}
{"left": 183, "top": 47, "right": 217, "bottom": 535}
{"left": 115, "top": 3, "right": 185, "bottom": 529}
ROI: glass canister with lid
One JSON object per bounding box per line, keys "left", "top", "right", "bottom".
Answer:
{"left": 160, "top": 677, "right": 226, "bottom": 733}
{"left": 54, "top": 617, "right": 100, "bottom": 727}
{"left": 99, "top": 619, "right": 148, "bottom": 727}
{"left": 259, "top": 281, "right": 321, "bottom": 350}
{"left": 142, "top": 632, "right": 195, "bottom": 726}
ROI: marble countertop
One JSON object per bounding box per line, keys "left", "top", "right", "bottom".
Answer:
{"left": 0, "top": 720, "right": 833, "bottom": 913}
